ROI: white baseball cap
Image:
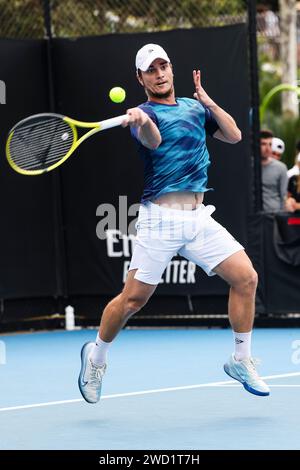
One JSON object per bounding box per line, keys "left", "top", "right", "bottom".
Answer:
{"left": 135, "top": 44, "right": 170, "bottom": 71}
{"left": 297, "top": 153, "right": 300, "bottom": 163}
{"left": 272, "top": 137, "right": 285, "bottom": 154}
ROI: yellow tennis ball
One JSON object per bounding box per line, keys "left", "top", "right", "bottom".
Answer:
{"left": 109, "top": 87, "right": 126, "bottom": 103}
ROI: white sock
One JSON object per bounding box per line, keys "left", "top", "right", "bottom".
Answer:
{"left": 89, "top": 333, "right": 111, "bottom": 366}
{"left": 233, "top": 331, "right": 252, "bottom": 361}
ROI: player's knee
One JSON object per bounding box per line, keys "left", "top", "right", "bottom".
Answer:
{"left": 248, "top": 269, "right": 258, "bottom": 292}
{"left": 124, "top": 295, "right": 148, "bottom": 316}
{"left": 235, "top": 267, "right": 258, "bottom": 293}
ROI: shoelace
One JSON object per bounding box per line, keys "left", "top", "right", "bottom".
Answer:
{"left": 89, "top": 362, "right": 106, "bottom": 388}
{"left": 241, "top": 357, "right": 261, "bottom": 380}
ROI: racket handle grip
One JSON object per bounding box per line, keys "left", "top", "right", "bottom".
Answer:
{"left": 99, "top": 114, "right": 128, "bottom": 130}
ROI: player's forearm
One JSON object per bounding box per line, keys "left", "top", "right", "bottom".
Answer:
{"left": 208, "top": 103, "right": 241, "bottom": 143}
{"left": 138, "top": 117, "right": 162, "bottom": 149}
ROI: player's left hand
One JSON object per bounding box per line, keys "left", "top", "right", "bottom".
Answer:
{"left": 193, "top": 70, "right": 215, "bottom": 108}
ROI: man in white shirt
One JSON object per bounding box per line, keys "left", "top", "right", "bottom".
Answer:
{"left": 287, "top": 154, "right": 300, "bottom": 179}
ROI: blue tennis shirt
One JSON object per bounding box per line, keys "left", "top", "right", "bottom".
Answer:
{"left": 130, "top": 97, "right": 219, "bottom": 203}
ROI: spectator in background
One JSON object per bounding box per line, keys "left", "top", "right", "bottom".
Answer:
{"left": 287, "top": 154, "right": 300, "bottom": 179}
{"left": 257, "top": 5, "right": 280, "bottom": 38}
{"left": 264, "top": 9, "right": 280, "bottom": 38}
{"left": 285, "top": 174, "right": 300, "bottom": 212}
{"left": 260, "top": 129, "right": 288, "bottom": 212}
{"left": 257, "top": 5, "right": 280, "bottom": 59}
{"left": 271, "top": 137, "right": 285, "bottom": 160}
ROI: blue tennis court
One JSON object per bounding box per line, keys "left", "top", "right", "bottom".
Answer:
{"left": 1, "top": 328, "right": 299, "bottom": 450}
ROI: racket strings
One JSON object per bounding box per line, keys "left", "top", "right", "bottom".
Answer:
{"left": 8, "top": 117, "right": 74, "bottom": 171}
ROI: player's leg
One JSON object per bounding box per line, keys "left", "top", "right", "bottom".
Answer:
{"left": 213, "top": 251, "right": 269, "bottom": 396}
{"left": 212, "top": 250, "right": 257, "bottom": 361}
{"left": 213, "top": 250, "right": 257, "bottom": 335}
{"left": 99, "top": 268, "right": 157, "bottom": 343}
{"left": 78, "top": 270, "right": 157, "bottom": 404}
{"left": 179, "top": 212, "right": 269, "bottom": 396}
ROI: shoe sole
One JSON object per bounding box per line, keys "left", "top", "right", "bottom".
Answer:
{"left": 223, "top": 365, "right": 270, "bottom": 397}
{"left": 78, "top": 342, "right": 98, "bottom": 404}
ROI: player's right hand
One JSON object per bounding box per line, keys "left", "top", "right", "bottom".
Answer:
{"left": 122, "top": 108, "right": 149, "bottom": 128}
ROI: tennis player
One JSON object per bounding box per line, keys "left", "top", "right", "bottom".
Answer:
{"left": 78, "top": 44, "right": 270, "bottom": 403}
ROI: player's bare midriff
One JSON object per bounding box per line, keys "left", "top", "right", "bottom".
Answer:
{"left": 152, "top": 191, "right": 204, "bottom": 210}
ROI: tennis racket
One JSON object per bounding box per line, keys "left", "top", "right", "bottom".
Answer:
{"left": 6, "top": 112, "right": 128, "bottom": 175}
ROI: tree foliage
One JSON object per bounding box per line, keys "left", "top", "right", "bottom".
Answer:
{"left": 0, "top": 0, "right": 246, "bottom": 38}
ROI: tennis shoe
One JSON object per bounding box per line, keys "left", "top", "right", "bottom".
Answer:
{"left": 224, "top": 354, "right": 270, "bottom": 396}
{"left": 78, "top": 342, "right": 106, "bottom": 404}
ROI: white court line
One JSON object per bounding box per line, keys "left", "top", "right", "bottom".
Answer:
{"left": 216, "top": 384, "right": 300, "bottom": 387}
{"left": 0, "top": 371, "right": 299, "bottom": 413}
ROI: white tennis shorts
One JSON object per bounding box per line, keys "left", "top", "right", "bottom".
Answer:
{"left": 128, "top": 201, "right": 244, "bottom": 285}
